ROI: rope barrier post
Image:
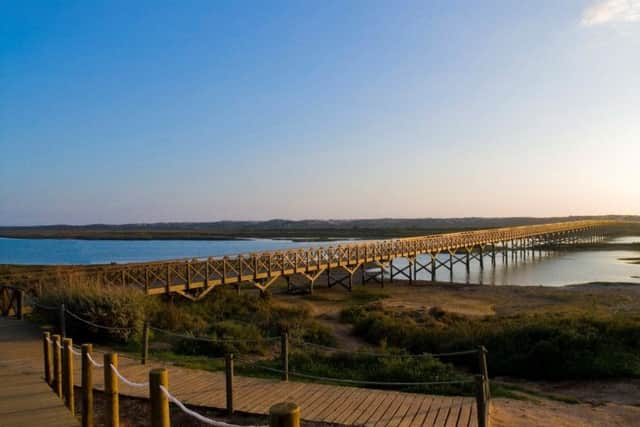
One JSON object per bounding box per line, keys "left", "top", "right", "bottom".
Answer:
{"left": 43, "top": 331, "right": 52, "bottom": 384}
{"left": 478, "top": 345, "right": 490, "bottom": 401}
{"left": 475, "top": 375, "right": 488, "bottom": 427}
{"left": 104, "top": 352, "right": 119, "bottom": 427}
{"left": 52, "top": 334, "right": 63, "bottom": 398}
{"left": 149, "top": 368, "right": 169, "bottom": 427}
{"left": 225, "top": 353, "right": 234, "bottom": 415}
{"left": 269, "top": 402, "right": 300, "bottom": 427}
{"left": 62, "top": 338, "right": 75, "bottom": 414}
{"left": 81, "top": 344, "right": 94, "bottom": 427}
{"left": 16, "top": 289, "right": 24, "bottom": 320}
{"left": 141, "top": 321, "right": 150, "bottom": 365}
{"left": 281, "top": 332, "right": 289, "bottom": 381}
{"left": 59, "top": 303, "right": 66, "bottom": 338}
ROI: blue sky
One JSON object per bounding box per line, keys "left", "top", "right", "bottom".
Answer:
{"left": 1, "top": 1, "right": 639, "bottom": 225}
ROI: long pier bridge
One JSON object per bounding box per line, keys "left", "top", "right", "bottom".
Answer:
{"left": 3, "top": 219, "right": 615, "bottom": 301}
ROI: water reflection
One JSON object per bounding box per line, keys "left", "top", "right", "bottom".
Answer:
{"left": 387, "top": 248, "right": 640, "bottom": 286}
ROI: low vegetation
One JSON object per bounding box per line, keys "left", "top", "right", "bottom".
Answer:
{"left": 341, "top": 302, "right": 640, "bottom": 380}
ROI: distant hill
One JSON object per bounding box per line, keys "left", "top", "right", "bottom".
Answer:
{"left": 0, "top": 215, "right": 638, "bottom": 241}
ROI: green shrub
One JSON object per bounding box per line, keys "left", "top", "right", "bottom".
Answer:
{"left": 341, "top": 304, "right": 640, "bottom": 380}
{"left": 250, "top": 349, "right": 473, "bottom": 395}
{"left": 35, "top": 281, "right": 149, "bottom": 343}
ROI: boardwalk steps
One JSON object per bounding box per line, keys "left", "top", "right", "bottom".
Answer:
{"left": 1, "top": 318, "right": 478, "bottom": 426}
{"left": 0, "top": 319, "right": 79, "bottom": 426}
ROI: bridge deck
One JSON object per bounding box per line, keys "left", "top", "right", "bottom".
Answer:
{"left": 0, "top": 320, "right": 79, "bottom": 426}
{"left": 0, "top": 318, "right": 477, "bottom": 426}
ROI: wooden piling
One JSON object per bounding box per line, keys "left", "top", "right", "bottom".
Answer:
{"left": 81, "top": 344, "right": 94, "bottom": 427}
{"left": 269, "top": 402, "right": 300, "bottom": 427}
{"left": 104, "top": 353, "right": 119, "bottom": 427}
{"left": 478, "top": 346, "right": 490, "bottom": 400}
{"left": 62, "top": 338, "right": 75, "bottom": 414}
{"left": 475, "top": 375, "right": 488, "bottom": 427}
{"left": 52, "top": 334, "right": 62, "bottom": 397}
{"left": 43, "top": 331, "right": 52, "bottom": 384}
{"left": 150, "top": 368, "right": 169, "bottom": 427}
{"left": 225, "top": 353, "right": 234, "bottom": 414}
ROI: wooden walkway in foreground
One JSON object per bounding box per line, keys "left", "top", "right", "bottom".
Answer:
{"left": 0, "top": 318, "right": 477, "bottom": 426}
{"left": 0, "top": 320, "right": 79, "bottom": 426}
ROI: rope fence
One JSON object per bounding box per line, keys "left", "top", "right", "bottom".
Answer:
{"left": 160, "top": 384, "right": 268, "bottom": 427}
{"left": 38, "top": 308, "right": 491, "bottom": 427}
{"left": 110, "top": 363, "right": 150, "bottom": 388}
{"left": 40, "top": 330, "right": 302, "bottom": 427}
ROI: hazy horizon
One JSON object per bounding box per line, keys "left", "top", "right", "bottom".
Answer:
{"left": 1, "top": 214, "right": 637, "bottom": 228}
{"left": 2, "top": 1, "right": 639, "bottom": 225}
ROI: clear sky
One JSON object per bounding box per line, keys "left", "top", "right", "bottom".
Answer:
{"left": 1, "top": 1, "right": 639, "bottom": 225}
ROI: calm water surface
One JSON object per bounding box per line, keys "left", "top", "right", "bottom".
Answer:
{"left": 1, "top": 236, "right": 638, "bottom": 287}
{"left": 0, "top": 237, "right": 354, "bottom": 265}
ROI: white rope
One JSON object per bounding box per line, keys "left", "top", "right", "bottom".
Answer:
{"left": 70, "top": 347, "right": 82, "bottom": 356}
{"left": 110, "top": 364, "right": 149, "bottom": 388}
{"left": 86, "top": 353, "right": 103, "bottom": 368}
{"left": 159, "top": 385, "right": 267, "bottom": 427}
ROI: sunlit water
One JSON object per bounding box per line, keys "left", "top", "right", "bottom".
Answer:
{"left": 0, "top": 237, "right": 354, "bottom": 265}
{"left": 0, "top": 236, "right": 638, "bottom": 286}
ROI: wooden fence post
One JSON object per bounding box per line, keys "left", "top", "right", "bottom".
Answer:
{"left": 281, "top": 332, "right": 289, "bottom": 381}
{"left": 81, "top": 344, "right": 94, "bottom": 427}
{"left": 269, "top": 402, "right": 300, "bottom": 427}
{"left": 475, "top": 375, "right": 488, "bottom": 427}
{"left": 225, "top": 353, "right": 234, "bottom": 415}
{"left": 59, "top": 303, "right": 66, "bottom": 338}
{"left": 150, "top": 368, "right": 169, "bottom": 427}
{"left": 62, "top": 338, "right": 75, "bottom": 414}
{"left": 104, "top": 352, "right": 119, "bottom": 427}
{"left": 52, "top": 334, "right": 63, "bottom": 397}
{"left": 141, "top": 321, "right": 150, "bottom": 364}
{"left": 478, "top": 346, "right": 490, "bottom": 400}
{"left": 16, "top": 289, "right": 24, "bottom": 320}
{"left": 43, "top": 331, "right": 52, "bottom": 384}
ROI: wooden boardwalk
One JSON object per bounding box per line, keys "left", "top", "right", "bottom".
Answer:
{"left": 0, "top": 319, "right": 79, "bottom": 426}
{"left": 0, "top": 318, "right": 477, "bottom": 426}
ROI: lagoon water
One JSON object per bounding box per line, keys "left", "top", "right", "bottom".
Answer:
{"left": 1, "top": 236, "right": 638, "bottom": 287}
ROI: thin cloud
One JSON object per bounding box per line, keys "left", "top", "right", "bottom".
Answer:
{"left": 581, "top": 0, "right": 640, "bottom": 26}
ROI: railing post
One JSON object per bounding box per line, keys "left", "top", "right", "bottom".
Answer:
{"left": 225, "top": 353, "right": 234, "bottom": 415}
{"left": 478, "top": 345, "right": 490, "bottom": 400}
{"left": 62, "top": 338, "right": 75, "bottom": 414}
{"left": 81, "top": 344, "right": 94, "bottom": 427}
{"left": 281, "top": 332, "right": 289, "bottom": 381}
{"left": 104, "top": 352, "right": 119, "bottom": 427}
{"left": 43, "top": 331, "right": 52, "bottom": 384}
{"left": 475, "top": 375, "right": 488, "bottom": 427}
{"left": 141, "top": 321, "right": 150, "bottom": 365}
{"left": 16, "top": 289, "right": 24, "bottom": 320}
{"left": 269, "top": 402, "right": 300, "bottom": 427}
{"left": 150, "top": 368, "right": 169, "bottom": 427}
{"left": 52, "top": 334, "right": 63, "bottom": 397}
{"left": 60, "top": 303, "right": 67, "bottom": 338}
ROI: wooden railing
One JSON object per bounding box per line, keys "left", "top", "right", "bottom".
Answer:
{"left": 0, "top": 285, "right": 25, "bottom": 319}
{"left": 92, "top": 219, "right": 615, "bottom": 296}
{"left": 0, "top": 219, "right": 619, "bottom": 298}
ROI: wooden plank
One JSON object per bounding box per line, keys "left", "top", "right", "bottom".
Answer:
{"left": 364, "top": 391, "right": 404, "bottom": 426}
{"left": 397, "top": 394, "right": 428, "bottom": 427}
{"left": 376, "top": 392, "right": 412, "bottom": 427}
{"left": 341, "top": 388, "right": 384, "bottom": 425}
{"left": 323, "top": 387, "right": 372, "bottom": 423}
{"left": 384, "top": 393, "right": 420, "bottom": 427}
{"left": 304, "top": 383, "right": 354, "bottom": 420}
